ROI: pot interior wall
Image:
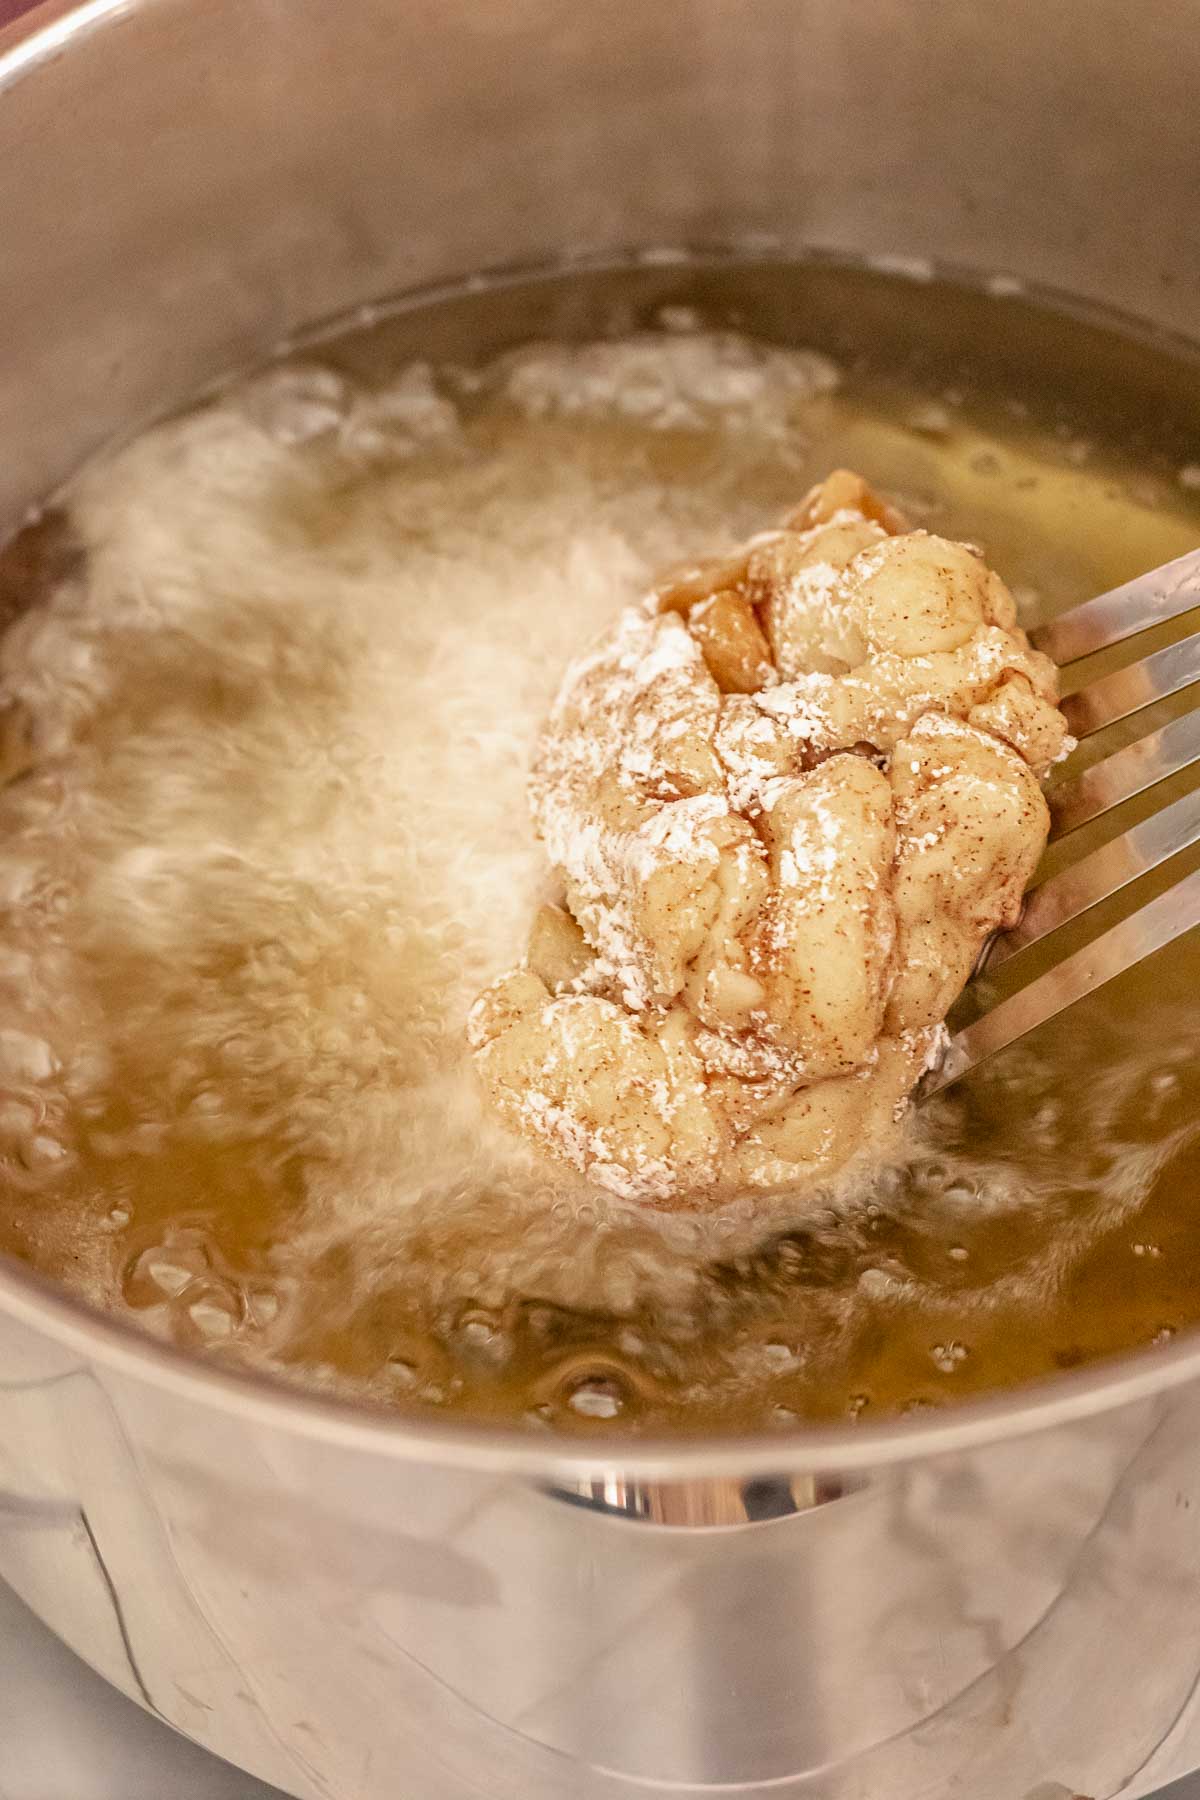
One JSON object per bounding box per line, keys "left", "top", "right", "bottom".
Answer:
{"left": 1, "top": 0, "right": 1199, "bottom": 530}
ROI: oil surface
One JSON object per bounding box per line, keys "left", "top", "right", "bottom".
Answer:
{"left": 0, "top": 260, "right": 1198, "bottom": 1436}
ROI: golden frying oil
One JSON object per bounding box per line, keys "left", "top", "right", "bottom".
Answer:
{"left": 0, "top": 259, "right": 1198, "bottom": 1436}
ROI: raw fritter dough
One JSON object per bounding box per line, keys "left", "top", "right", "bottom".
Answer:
{"left": 469, "top": 472, "right": 1067, "bottom": 1207}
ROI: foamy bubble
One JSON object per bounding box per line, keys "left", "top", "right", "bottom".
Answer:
{"left": 236, "top": 363, "right": 352, "bottom": 444}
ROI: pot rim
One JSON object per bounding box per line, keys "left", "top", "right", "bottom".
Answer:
{"left": 3, "top": 0, "right": 1200, "bottom": 1482}
{"left": 0, "top": 0, "right": 130, "bottom": 81}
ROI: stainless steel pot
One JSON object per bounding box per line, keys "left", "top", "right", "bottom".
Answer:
{"left": 2, "top": 2, "right": 1200, "bottom": 1796}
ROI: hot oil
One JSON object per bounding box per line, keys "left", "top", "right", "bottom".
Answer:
{"left": 0, "top": 259, "right": 1198, "bottom": 1435}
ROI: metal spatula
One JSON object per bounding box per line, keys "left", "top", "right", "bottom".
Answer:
{"left": 928, "top": 546, "right": 1200, "bottom": 1092}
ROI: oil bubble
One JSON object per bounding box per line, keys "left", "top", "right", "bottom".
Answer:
{"left": 969, "top": 450, "right": 1001, "bottom": 476}
{"left": 19, "top": 1133, "right": 69, "bottom": 1171}
{"left": 906, "top": 402, "right": 952, "bottom": 437}
{"left": 122, "top": 1227, "right": 213, "bottom": 1308}
{"left": 455, "top": 1309, "right": 510, "bottom": 1366}
{"left": 185, "top": 1285, "right": 242, "bottom": 1342}
{"left": 247, "top": 1287, "right": 282, "bottom": 1327}
{"left": 567, "top": 1377, "right": 624, "bottom": 1420}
